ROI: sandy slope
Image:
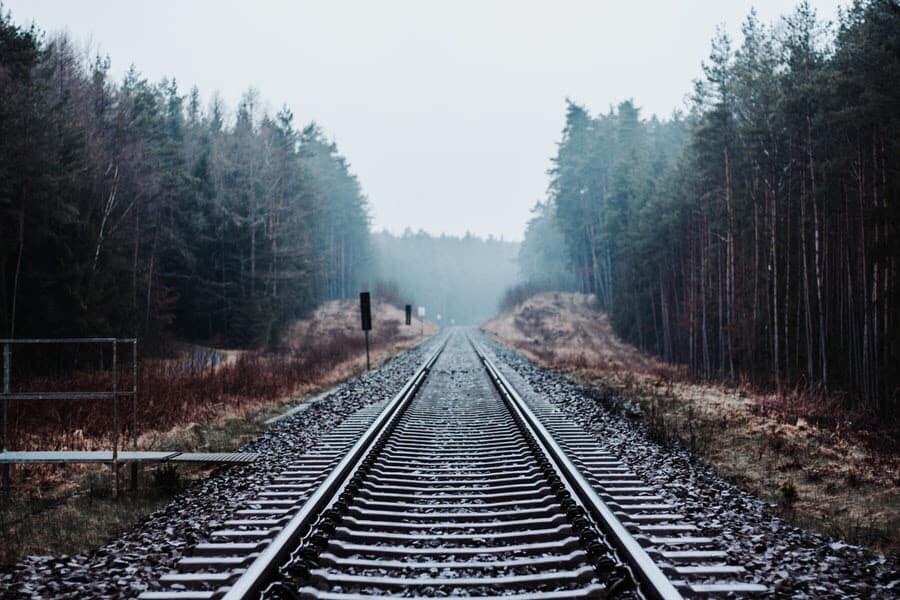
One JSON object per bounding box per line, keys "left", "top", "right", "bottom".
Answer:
{"left": 285, "top": 298, "right": 437, "bottom": 348}
{"left": 483, "top": 291, "right": 672, "bottom": 376}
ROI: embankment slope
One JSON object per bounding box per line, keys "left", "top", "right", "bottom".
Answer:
{"left": 484, "top": 291, "right": 899, "bottom": 555}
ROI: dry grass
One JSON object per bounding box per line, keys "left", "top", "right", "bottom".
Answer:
{"left": 6, "top": 299, "right": 433, "bottom": 453}
{"left": 485, "top": 291, "right": 900, "bottom": 554}
{"left": 0, "top": 299, "right": 435, "bottom": 565}
{"left": 0, "top": 470, "right": 176, "bottom": 563}
{"left": 484, "top": 291, "right": 679, "bottom": 378}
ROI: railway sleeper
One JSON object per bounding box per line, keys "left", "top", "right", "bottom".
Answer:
{"left": 677, "top": 582, "right": 770, "bottom": 595}
{"left": 358, "top": 481, "right": 545, "bottom": 494}
{"left": 357, "top": 486, "right": 553, "bottom": 502}
{"left": 369, "top": 460, "right": 534, "bottom": 473}
{"left": 295, "top": 584, "right": 609, "bottom": 600}
{"left": 352, "top": 495, "right": 559, "bottom": 511}
{"left": 367, "top": 467, "right": 540, "bottom": 480}
{"left": 344, "top": 505, "right": 559, "bottom": 521}
{"left": 339, "top": 514, "right": 566, "bottom": 531}
{"left": 306, "top": 564, "right": 598, "bottom": 589}
{"left": 326, "top": 536, "right": 583, "bottom": 557}
{"left": 378, "top": 449, "right": 530, "bottom": 461}
{"left": 332, "top": 524, "right": 575, "bottom": 544}
{"left": 316, "top": 550, "right": 588, "bottom": 571}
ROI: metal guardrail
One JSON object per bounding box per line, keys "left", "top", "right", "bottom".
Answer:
{"left": 1, "top": 337, "right": 138, "bottom": 497}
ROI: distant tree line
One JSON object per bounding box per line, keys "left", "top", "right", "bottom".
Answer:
{"left": 0, "top": 12, "right": 370, "bottom": 348}
{"left": 374, "top": 230, "right": 519, "bottom": 325}
{"left": 519, "top": 0, "right": 900, "bottom": 414}
{"left": 518, "top": 201, "right": 577, "bottom": 292}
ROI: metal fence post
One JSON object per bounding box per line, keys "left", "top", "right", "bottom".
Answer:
{"left": 132, "top": 339, "right": 137, "bottom": 448}
{"left": 2, "top": 342, "right": 10, "bottom": 496}
{"left": 112, "top": 340, "right": 118, "bottom": 499}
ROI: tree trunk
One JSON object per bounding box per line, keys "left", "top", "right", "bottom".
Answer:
{"left": 809, "top": 111, "right": 827, "bottom": 389}
{"left": 701, "top": 219, "right": 711, "bottom": 379}
{"left": 724, "top": 144, "right": 736, "bottom": 381}
{"left": 132, "top": 209, "right": 140, "bottom": 309}
{"left": 800, "top": 142, "right": 815, "bottom": 384}
{"left": 770, "top": 181, "right": 780, "bottom": 390}
{"left": 9, "top": 186, "right": 26, "bottom": 338}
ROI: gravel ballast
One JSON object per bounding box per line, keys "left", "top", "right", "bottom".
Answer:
{"left": 2, "top": 330, "right": 898, "bottom": 599}
{"left": 479, "top": 332, "right": 899, "bottom": 599}
{"left": 0, "top": 339, "right": 437, "bottom": 599}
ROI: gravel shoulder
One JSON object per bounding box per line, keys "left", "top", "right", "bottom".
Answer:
{"left": 478, "top": 331, "right": 899, "bottom": 599}
{"left": 484, "top": 291, "right": 899, "bottom": 557}
{"left": 0, "top": 337, "right": 438, "bottom": 599}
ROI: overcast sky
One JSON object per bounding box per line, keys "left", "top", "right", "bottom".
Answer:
{"left": 7, "top": 0, "right": 840, "bottom": 241}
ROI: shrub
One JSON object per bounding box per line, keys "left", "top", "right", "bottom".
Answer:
{"left": 4, "top": 324, "right": 408, "bottom": 451}
{"left": 779, "top": 481, "right": 799, "bottom": 508}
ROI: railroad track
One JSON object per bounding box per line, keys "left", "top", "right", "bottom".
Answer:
{"left": 141, "top": 331, "right": 766, "bottom": 599}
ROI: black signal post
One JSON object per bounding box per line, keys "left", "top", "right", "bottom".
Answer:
{"left": 360, "top": 292, "right": 372, "bottom": 370}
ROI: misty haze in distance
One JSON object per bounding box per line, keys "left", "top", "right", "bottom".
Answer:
{"left": 5, "top": 0, "right": 839, "bottom": 242}
{"left": 373, "top": 231, "right": 519, "bottom": 325}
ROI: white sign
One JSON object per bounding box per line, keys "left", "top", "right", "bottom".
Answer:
{"left": 417, "top": 306, "right": 425, "bottom": 318}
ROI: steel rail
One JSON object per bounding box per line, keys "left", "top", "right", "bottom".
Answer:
{"left": 470, "top": 338, "right": 683, "bottom": 600}
{"left": 221, "top": 337, "right": 449, "bottom": 600}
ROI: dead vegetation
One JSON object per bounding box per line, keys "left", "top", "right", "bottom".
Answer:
{"left": 6, "top": 299, "right": 431, "bottom": 453}
{"left": 484, "top": 291, "right": 900, "bottom": 554}
{"left": 0, "top": 299, "right": 435, "bottom": 565}
{"left": 485, "top": 291, "right": 679, "bottom": 377}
